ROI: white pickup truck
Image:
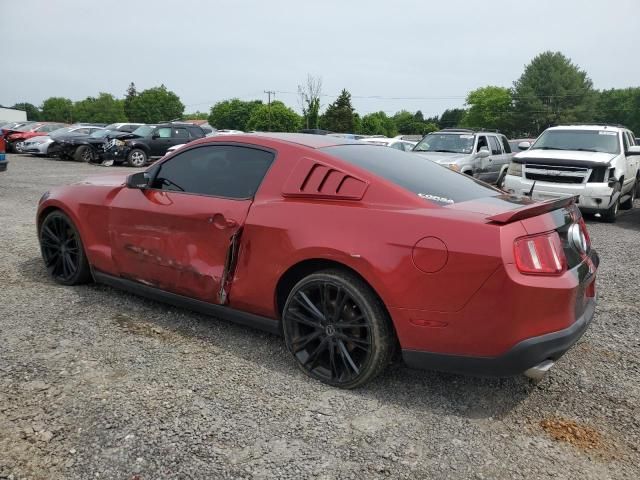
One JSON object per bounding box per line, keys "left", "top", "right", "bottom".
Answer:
{"left": 503, "top": 124, "right": 640, "bottom": 222}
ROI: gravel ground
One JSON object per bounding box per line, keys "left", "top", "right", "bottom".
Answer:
{"left": 1, "top": 154, "right": 639, "bottom": 480}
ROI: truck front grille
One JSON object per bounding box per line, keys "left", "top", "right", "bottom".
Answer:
{"left": 524, "top": 164, "right": 588, "bottom": 184}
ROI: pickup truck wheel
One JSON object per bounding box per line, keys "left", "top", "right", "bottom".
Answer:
{"left": 497, "top": 171, "right": 506, "bottom": 189}
{"left": 74, "top": 146, "right": 94, "bottom": 163}
{"left": 620, "top": 182, "right": 636, "bottom": 210}
{"left": 602, "top": 183, "right": 621, "bottom": 223}
{"left": 127, "top": 149, "right": 148, "bottom": 167}
{"left": 282, "top": 270, "right": 394, "bottom": 389}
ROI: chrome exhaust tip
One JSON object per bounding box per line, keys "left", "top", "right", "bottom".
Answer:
{"left": 524, "top": 360, "right": 555, "bottom": 382}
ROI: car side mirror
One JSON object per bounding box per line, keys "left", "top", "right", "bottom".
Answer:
{"left": 476, "top": 149, "right": 490, "bottom": 158}
{"left": 627, "top": 146, "right": 640, "bottom": 156}
{"left": 518, "top": 141, "right": 531, "bottom": 150}
{"left": 126, "top": 171, "right": 150, "bottom": 189}
{"left": 151, "top": 134, "right": 160, "bottom": 139}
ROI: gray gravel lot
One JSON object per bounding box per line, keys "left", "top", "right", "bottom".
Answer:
{"left": 1, "top": 154, "right": 639, "bottom": 480}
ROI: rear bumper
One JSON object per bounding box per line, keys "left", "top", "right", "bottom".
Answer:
{"left": 402, "top": 295, "right": 595, "bottom": 376}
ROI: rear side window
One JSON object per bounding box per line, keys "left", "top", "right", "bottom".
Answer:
{"left": 501, "top": 136, "right": 511, "bottom": 153}
{"left": 173, "top": 128, "right": 189, "bottom": 138}
{"left": 188, "top": 126, "right": 205, "bottom": 138}
{"left": 489, "top": 136, "right": 502, "bottom": 155}
{"left": 322, "top": 145, "right": 500, "bottom": 205}
{"left": 151, "top": 145, "right": 274, "bottom": 199}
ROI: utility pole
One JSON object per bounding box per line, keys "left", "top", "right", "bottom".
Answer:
{"left": 264, "top": 90, "right": 275, "bottom": 131}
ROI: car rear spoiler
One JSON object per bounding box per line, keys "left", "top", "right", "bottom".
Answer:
{"left": 487, "top": 196, "right": 578, "bottom": 224}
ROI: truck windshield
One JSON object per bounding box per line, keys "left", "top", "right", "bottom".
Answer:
{"left": 531, "top": 130, "right": 620, "bottom": 154}
{"left": 413, "top": 133, "right": 475, "bottom": 154}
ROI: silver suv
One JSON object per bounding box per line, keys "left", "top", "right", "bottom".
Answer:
{"left": 412, "top": 129, "right": 514, "bottom": 186}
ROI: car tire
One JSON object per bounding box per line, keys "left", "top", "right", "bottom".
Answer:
{"left": 74, "top": 146, "right": 94, "bottom": 163}
{"left": 14, "top": 142, "right": 23, "bottom": 153}
{"left": 39, "top": 210, "right": 92, "bottom": 286}
{"left": 282, "top": 269, "right": 394, "bottom": 389}
{"left": 127, "top": 148, "right": 148, "bottom": 167}
{"left": 620, "top": 181, "right": 636, "bottom": 210}
{"left": 602, "top": 182, "right": 621, "bottom": 223}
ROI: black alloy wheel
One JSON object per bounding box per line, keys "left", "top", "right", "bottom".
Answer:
{"left": 282, "top": 270, "right": 393, "bottom": 389}
{"left": 74, "top": 145, "right": 94, "bottom": 163}
{"left": 39, "top": 211, "right": 92, "bottom": 285}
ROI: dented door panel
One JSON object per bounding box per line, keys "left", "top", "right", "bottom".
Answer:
{"left": 109, "top": 188, "right": 251, "bottom": 302}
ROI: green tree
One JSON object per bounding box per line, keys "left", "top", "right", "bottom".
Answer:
{"left": 73, "top": 93, "right": 127, "bottom": 123}
{"left": 41, "top": 97, "right": 74, "bottom": 122}
{"left": 392, "top": 110, "right": 429, "bottom": 134}
{"left": 124, "top": 82, "right": 137, "bottom": 120}
{"left": 319, "top": 89, "right": 356, "bottom": 132}
{"left": 11, "top": 102, "right": 41, "bottom": 121}
{"left": 460, "top": 86, "right": 513, "bottom": 132}
{"left": 127, "top": 85, "right": 184, "bottom": 123}
{"left": 595, "top": 88, "right": 640, "bottom": 134}
{"left": 438, "top": 108, "right": 466, "bottom": 128}
{"left": 513, "top": 51, "right": 595, "bottom": 135}
{"left": 360, "top": 111, "right": 397, "bottom": 136}
{"left": 246, "top": 101, "right": 301, "bottom": 132}
{"left": 208, "top": 99, "right": 262, "bottom": 131}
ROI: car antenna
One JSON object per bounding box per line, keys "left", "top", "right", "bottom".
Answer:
{"left": 526, "top": 181, "right": 536, "bottom": 198}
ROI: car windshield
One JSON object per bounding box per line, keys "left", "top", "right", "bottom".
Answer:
{"left": 104, "top": 123, "right": 120, "bottom": 130}
{"left": 132, "top": 125, "right": 154, "bottom": 137}
{"left": 90, "top": 129, "right": 109, "bottom": 138}
{"left": 531, "top": 130, "right": 620, "bottom": 154}
{"left": 413, "top": 133, "right": 475, "bottom": 154}
{"left": 322, "top": 144, "right": 500, "bottom": 205}
{"left": 15, "top": 123, "right": 39, "bottom": 132}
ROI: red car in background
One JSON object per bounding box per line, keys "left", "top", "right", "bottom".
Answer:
{"left": 36, "top": 133, "right": 598, "bottom": 388}
{"left": 5, "top": 122, "right": 68, "bottom": 152}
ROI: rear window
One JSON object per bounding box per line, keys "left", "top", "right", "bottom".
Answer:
{"left": 322, "top": 145, "right": 500, "bottom": 205}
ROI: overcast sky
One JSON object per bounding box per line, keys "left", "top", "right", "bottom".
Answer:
{"left": 2, "top": 0, "right": 639, "bottom": 117}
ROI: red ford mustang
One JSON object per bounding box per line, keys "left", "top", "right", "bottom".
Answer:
{"left": 37, "top": 133, "right": 598, "bottom": 388}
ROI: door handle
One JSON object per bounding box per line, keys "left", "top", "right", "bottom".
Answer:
{"left": 210, "top": 214, "right": 238, "bottom": 229}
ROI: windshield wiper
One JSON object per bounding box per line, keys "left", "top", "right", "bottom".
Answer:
{"left": 431, "top": 149, "right": 459, "bottom": 153}
{"left": 534, "top": 146, "right": 568, "bottom": 150}
{"left": 574, "top": 148, "right": 599, "bottom": 152}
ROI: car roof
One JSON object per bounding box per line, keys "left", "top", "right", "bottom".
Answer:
{"left": 547, "top": 125, "right": 626, "bottom": 132}
{"left": 207, "top": 132, "right": 359, "bottom": 148}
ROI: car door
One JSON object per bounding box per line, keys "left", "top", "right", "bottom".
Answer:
{"left": 487, "top": 135, "right": 505, "bottom": 183}
{"left": 148, "top": 127, "right": 172, "bottom": 156}
{"left": 474, "top": 135, "right": 493, "bottom": 180}
{"left": 623, "top": 131, "right": 638, "bottom": 191}
{"left": 171, "top": 127, "right": 190, "bottom": 150}
{"left": 108, "top": 144, "right": 275, "bottom": 303}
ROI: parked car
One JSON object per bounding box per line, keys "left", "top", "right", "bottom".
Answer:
{"left": 37, "top": 133, "right": 598, "bottom": 388}
{"left": 359, "top": 137, "right": 416, "bottom": 151}
{"left": 48, "top": 128, "right": 117, "bottom": 162}
{"left": 503, "top": 124, "right": 640, "bottom": 222}
{"left": 0, "top": 122, "right": 39, "bottom": 151}
{"left": 394, "top": 134, "right": 424, "bottom": 143}
{"left": 299, "top": 128, "right": 331, "bottom": 135}
{"left": 0, "top": 154, "right": 6, "bottom": 172}
{"left": 509, "top": 138, "right": 537, "bottom": 153}
{"left": 6, "top": 122, "right": 68, "bottom": 152}
{"left": 412, "top": 129, "right": 514, "bottom": 187}
{"left": 103, "top": 122, "right": 206, "bottom": 167}
{"left": 103, "top": 122, "right": 145, "bottom": 133}
{"left": 22, "top": 125, "right": 104, "bottom": 156}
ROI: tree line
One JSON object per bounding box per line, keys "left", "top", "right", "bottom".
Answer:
{"left": 5, "top": 51, "right": 640, "bottom": 137}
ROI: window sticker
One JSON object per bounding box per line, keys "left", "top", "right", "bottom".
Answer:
{"left": 598, "top": 131, "right": 617, "bottom": 135}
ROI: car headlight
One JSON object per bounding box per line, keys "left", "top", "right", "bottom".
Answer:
{"left": 507, "top": 162, "right": 522, "bottom": 176}
{"left": 446, "top": 164, "right": 461, "bottom": 172}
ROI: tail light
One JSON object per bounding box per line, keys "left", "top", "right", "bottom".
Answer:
{"left": 578, "top": 217, "right": 591, "bottom": 250}
{"left": 514, "top": 231, "right": 567, "bottom": 275}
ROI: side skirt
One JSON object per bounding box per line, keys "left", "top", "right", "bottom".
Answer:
{"left": 93, "top": 271, "right": 282, "bottom": 336}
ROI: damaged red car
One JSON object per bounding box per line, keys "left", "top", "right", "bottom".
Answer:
{"left": 37, "top": 133, "right": 598, "bottom": 388}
